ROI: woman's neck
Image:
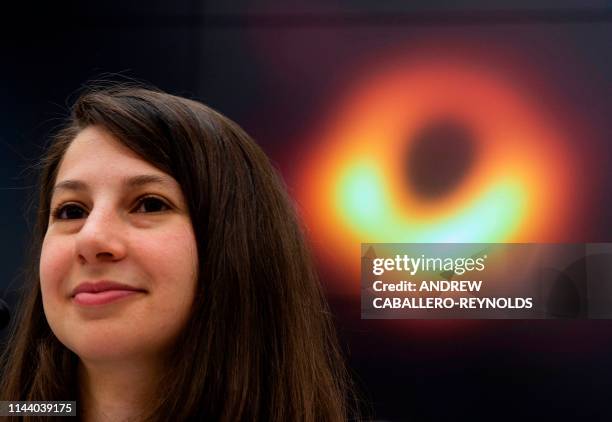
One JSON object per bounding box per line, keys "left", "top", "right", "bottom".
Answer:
{"left": 78, "top": 358, "right": 162, "bottom": 422}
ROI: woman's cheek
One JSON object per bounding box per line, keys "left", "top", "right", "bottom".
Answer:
{"left": 140, "top": 225, "right": 198, "bottom": 296}
{"left": 40, "top": 235, "right": 72, "bottom": 296}
{"left": 142, "top": 224, "right": 196, "bottom": 269}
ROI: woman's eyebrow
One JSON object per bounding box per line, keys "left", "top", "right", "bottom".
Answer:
{"left": 52, "top": 174, "right": 178, "bottom": 195}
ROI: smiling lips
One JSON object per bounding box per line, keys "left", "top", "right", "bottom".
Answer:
{"left": 71, "top": 280, "right": 146, "bottom": 306}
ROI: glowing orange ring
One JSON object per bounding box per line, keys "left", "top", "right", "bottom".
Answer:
{"left": 296, "top": 57, "right": 577, "bottom": 286}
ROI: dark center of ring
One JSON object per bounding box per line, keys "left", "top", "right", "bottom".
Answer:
{"left": 406, "top": 118, "right": 477, "bottom": 200}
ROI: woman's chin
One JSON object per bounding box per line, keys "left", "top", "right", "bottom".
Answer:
{"left": 63, "top": 335, "right": 153, "bottom": 364}
{"left": 77, "top": 346, "right": 136, "bottom": 363}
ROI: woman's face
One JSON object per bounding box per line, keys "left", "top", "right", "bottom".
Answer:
{"left": 40, "top": 126, "right": 198, "bottom": 363}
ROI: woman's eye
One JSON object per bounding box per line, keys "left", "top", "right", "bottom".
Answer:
{"left": 134, "top": 197, "right": 170, "bottom": 213}
{"left": 51, "top": 197, "right": 170, "bottom": 221}
{"left": 54, "top": 204, "right": 87, "bottom": 220}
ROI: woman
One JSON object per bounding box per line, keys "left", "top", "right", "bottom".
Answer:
{"left": 0, "top": 84, "right": 361, "bottom": 421}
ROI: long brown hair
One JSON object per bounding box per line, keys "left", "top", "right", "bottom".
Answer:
{"left": 0, "top": 83, "right": 362, "bottom": 421}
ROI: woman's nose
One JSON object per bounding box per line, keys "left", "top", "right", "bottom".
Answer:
{"left": 74, "top": 206, "right": 128, "bottom": 264}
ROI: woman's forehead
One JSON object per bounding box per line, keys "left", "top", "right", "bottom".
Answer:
{"left": 59, "top": 126, "right": 150, "bottom": 173}
{"left": 54, "top": 126, "right": 181, "bottom": 195}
